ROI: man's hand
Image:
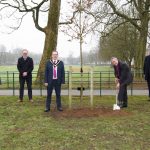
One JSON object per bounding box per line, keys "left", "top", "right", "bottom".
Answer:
{"left": 23, "top": 72, "right": 27, "bottom": 77}
{"left": 115, "top": 78, "right": 119, "bottom": 84}
{"left": 116, "top": 82, "right": 120, "bottom": 89}
{"left": 44, "top": 83, "right": 48, "bottom": 87}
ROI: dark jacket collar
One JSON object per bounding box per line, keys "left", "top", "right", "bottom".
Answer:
{"left": 50, "top": 59, "right": 60, "bottom": 66}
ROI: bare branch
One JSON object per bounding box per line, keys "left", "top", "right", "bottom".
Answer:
{"left": 59, "top": 10, "right": 79, "bottom": 25}
{"left": 106, "top": 0, "right": 141, "bottom": 31}
{"left": 101, "top": 20, "right": 129, "bottom": 37}
{"left": 31, "top": 0, "right": 39, "bottom": 6}
{"left": 32, "top": 9, "right": 45, "bottom": 33}
{"left": 0, "top": 0, "right": 48, "bottom": 32}
{"left": 0, "top": 0, "right": 48, "bottom": 12}
{"left": 4, "top": 12, "right": 27, "bottom": 34}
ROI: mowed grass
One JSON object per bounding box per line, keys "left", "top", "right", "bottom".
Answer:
{"left": 0, "top": 96, "right": 150, "bottom": 150}
{"left": 0, "top": 65, "right": 110, "bottom": 72}
{"left": 0, "top": 65, "right": 39, "bottom": 72}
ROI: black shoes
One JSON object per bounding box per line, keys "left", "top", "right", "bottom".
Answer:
{"left": 120, "top": 105, "right": 127, "bottom": 108}
{"left": 44, "top": 108, "right": 63, "bottom": 112}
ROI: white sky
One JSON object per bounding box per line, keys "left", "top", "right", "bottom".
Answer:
{"left": 0, "top": 1, "right": 99, "bottom": 57}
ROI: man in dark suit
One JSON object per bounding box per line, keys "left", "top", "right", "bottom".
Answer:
{"left": 111, "top": 57, "right": 133, "bottom": 108}
{"left": 143, "top": 54, "right": 150, "bottom": 100}
{"left": 17, "top": 49, "right": 34, "bottom": 102}
{"left": 44, "top": 50, "right": 65, "bottom": 112}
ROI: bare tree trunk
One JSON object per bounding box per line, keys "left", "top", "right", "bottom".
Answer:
{"left": 134, "top": 13, "right": 149, "bottom": 77}
{"left": 37, "top": 0, "right": 61, "bottom": 79}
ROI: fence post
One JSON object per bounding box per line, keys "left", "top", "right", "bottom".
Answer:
{"left": 90, "top": 67, "right": 94, "bottom": 109}
{"left": 7, "top": 71, "right": 9, "bottom": 88}
{"left": 100, "top": 72, "right": 102, "bottom": 96}
{"left": 68, "top": 71, "right": 69, "bottom": 96}
{"left": 108, "top": 70, "right": 110, "bottom": 88}
{"left": 130, "top": 82, "right": 133, "bottom": 96}
{"left": 13, "top": 72, "right": 15, "bottom": 96}
{"left": 69, "top": 66, "right": 72, "bottom": 109}
{"left": 88, "top": 72, "right": 90, "bottom": 89}
{"left": 40, "top": 72, "right": 43, "bottom": 96}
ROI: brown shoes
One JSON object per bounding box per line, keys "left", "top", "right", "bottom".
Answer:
{"left": 18, "top": 99, "right": 33, "bottom": 102}
{"left": 30, "top": 99, "right": 34, "bottom": 102}
{"left": 18, "top": 99, "right": 23, "bottom": 102}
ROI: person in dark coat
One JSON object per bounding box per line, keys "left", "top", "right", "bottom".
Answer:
{"left": 17, "top": 49, "right": 34, "bottom": 102}
{"left": 143, "top": 54, "right": 150, "bottom": 100}
{"left": 111, "top": 57, "right": 133, "bottom": 108}
{"left": 44, "top": 50, "right": 65, "bottom": 112}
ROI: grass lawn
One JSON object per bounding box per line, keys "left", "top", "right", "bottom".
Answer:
{"left": 0, "top": 65, "right": 112, "bottom": 72}
{"left": 0, "top": 96, "right": 150, "bottom": 150}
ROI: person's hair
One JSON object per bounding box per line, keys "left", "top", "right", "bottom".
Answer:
{"left": 111, "top": 57, "right": 118, "bottom": 61}
{"left": 22, "top": 49, "right": 28, "bottom": 53}
{"left": 52, "top": 50, "right": 58, "bottom": 55}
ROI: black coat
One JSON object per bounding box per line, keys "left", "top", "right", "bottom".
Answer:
{"left": 17, "top": 56, "right": 34, "bottom": 77}
{"left": 114, "top": 61, "right": 133, "bottom": 86}
{"left": 143, "top": 55, "right": 150, "bottom": 80}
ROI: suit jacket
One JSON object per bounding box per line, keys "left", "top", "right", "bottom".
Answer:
{"left": 44, "top": 60, "right": 65, "bottom": 85}
{"left": 143, "top": 55, "right": 150, "bottom": 80}
{"left": 17, "top": 56, "right": 34, "bottom": 77}
{"left": 114, "top": 61, "right": 133, "bottom": 86}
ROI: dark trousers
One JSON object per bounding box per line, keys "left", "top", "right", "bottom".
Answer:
{"left": 19, "top": 76, "right": 32, "bottom": 100}
{"left": 117, "top": 84, "right": 128, "bottom": 107}
{"left": 146, "top": 79, "right": 150, "bottom": 97}
{"left": 46, "top": 80, "right": 62, "bottom": 110}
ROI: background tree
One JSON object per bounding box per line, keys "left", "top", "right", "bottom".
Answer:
{"left": 60, "top": 0, "right": 97, "bottom": 68}
{"left": 0, "top": 44, "right": 7, "bottom": 65}
{"left": 87, "top": 49, "right": 100, "bottom": 65}
{"left": 96, "top": 0, "right": 150, "bottom": 71}
{"left": 0, "top": 0, "right": 61, "bottom": 78}
{"left": 99, "top": 22, "right": 138, "bottom": 68}
{"left": 60, "top": 0, "right": 97, "bottom": 101}
{"left": 0, "top": 46, "right": 41, "bottom": 65}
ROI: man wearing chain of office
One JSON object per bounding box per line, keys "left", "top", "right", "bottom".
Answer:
{"left": 44, "top": 50, "right": 65, "bottom": 112}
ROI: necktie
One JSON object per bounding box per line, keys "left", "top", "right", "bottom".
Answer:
{"left": 53, "top": 61, "right": 57, "bottom": 78}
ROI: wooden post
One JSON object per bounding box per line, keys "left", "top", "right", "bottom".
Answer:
{"left": 90, "top": 67, "right": 94, "bottom": 109}
{"left": 7, "top": 71, "right": 9, "bottom": 88}
{"left": 69, "top": 66, "right": 72, "bottom": 109}
{"left": 13, "top": 72, "right": 15, "bottom": 96}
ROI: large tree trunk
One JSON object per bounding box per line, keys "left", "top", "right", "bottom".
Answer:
{"left": 134, "top": 11, "right": 149, "bottom": 77}
{"left": 37, "top": 0, "right": 61, "bottom": 80}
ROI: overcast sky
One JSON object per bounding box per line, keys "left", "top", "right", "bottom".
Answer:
{"left": 0, "top": 1, "right": 99, "bottom": 57}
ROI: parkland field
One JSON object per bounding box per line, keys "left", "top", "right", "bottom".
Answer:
{"left": 0, "top": 65, "right": 115, "bottom": 90}
{"left": 0, "top": 96, "right": 150, "bottom": 149}
{"left": 0, "top": 65, "right": 150, "bottom": 149}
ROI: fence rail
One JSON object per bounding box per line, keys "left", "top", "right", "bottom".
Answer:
{"left": 0, "top": 71, "right": 148, "bottom": 96}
